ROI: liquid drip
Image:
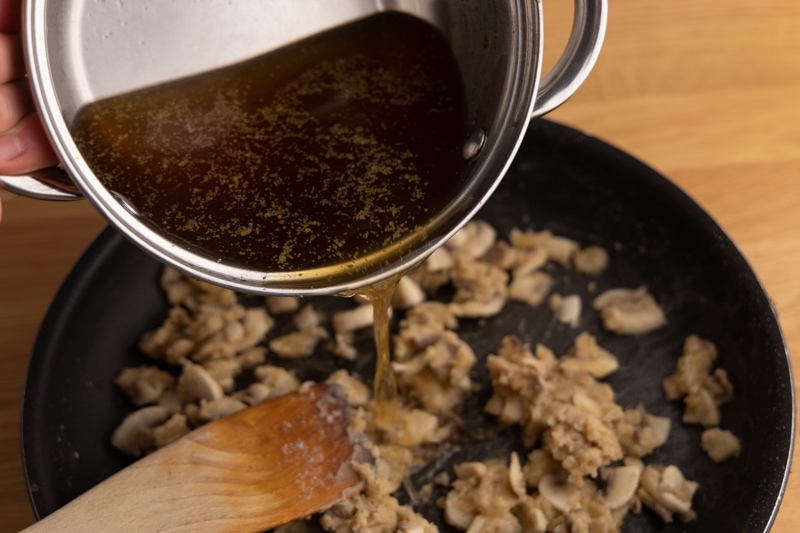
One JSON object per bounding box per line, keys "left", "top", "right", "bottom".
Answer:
{"left": 356, "top": 278, "right": 401, "bottom": 428}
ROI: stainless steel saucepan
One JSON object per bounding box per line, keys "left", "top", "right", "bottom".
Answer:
{"left": 0, "top": 0, "right": 607, "bottom": 295}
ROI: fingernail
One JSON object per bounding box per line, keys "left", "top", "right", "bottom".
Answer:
{"left": 0, "top": 135, "right": 23, "bottom": 161}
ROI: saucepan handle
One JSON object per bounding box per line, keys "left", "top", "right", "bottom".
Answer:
{"left": 532, "top": 0, "right": 608, "bottom": 118}
{"left": 0, "top": 168, "right": 82, "bottom": 201}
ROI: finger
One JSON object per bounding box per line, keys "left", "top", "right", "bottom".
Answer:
{"left": 0, "top": 32, "right": 23, "bottom": 83}
{"left": 0, "top": 78, "right": 32, "bottom": 130}
{"left": 0, "top": 0, "right": 22, "bottom": 34}
{"left": 0, "top": 112, "right": 58, "bottom": 175}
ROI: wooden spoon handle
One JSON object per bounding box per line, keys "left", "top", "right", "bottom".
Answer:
{"left": 23, "top": 384, "right": 363, "bottom": 533}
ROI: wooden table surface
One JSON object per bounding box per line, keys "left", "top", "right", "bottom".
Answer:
{"left": 1, "top": 1, "right": 798, "bottom": 531}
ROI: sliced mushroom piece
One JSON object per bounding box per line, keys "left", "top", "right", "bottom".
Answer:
{"left": 253, "top": 365, "right": 301, "bottom": 398}
{"left": 599, "top": 463, "right": 643, "bottom": 508}
{"left": 326, "top": 370, "right": 371, "bottom": 407}
{"left": 636, "top": 464, "right": 699, "bottom": 523}
{"left": 511, "top": 247, "right": 549, "bottom": 278}
{"left": 265, "top": 295, "right": 300, "bottom": 315}
{"left": 268, "top": 326, "right": 329, "bottom": 359}
{"left": 573, "top": 245, "right": 609, "bottom": 275}
{"left": 115, "top": 365, "right": 176, "bottom": 406}
{"left": 548, "top": 293, "right": 582, "bottom": 328}
{"left": 508, "top": 271, "right": 553, "bottom": 306}
{"left": 238, "top": 307, "right": 275, "bottom": 349}
{"left": 332, "top": 303, "right": 375, "bottom": 334}
{"left": 445, "top": 219, "right": 496, "bottom": 258}
{"left": 449, "top": 258, "right": 509, "bottom": 318}
{"left": 392, "top": 275, "right": 427, "bottom": 310}
{"left": 509, "top": 228, "right": 551, "bottom": 250}
{"left": 292, "top": 303, "right": 321, "bottom": 330}
{"left": 202, "top": 357, "right": 243, "bottom": 392}
{"left": 177, "top": 362, "right": 225, "bottom": 403}
{"left": 515, "top": 496, "right": 550, "bottom": 533}
{"left": 614, "top": 407, "right": 672, "bottom": 458}
{"left": 701, "top": 427, "right": 741, "bottom": 463}
{"left": 593, "top": 286, "right": 667, "bottom": 335}
{"left": 425, "top": 245, "right": 455, "bottom": 272}
{"left": 333, "top": 332, "right": 357, "bottom": 361}
{"left": 237, "top": 346, "right": 267, "bottom": 370}
{"left": 682, "top": 387, "right": 720, "bottom": 427}
{"left": 537, "top": 474, "right": 581, "bottom": 513}
{"left": 232, "top": 382, "right": 273, "bottom": 406}
{"left": 111, "top": 405, "right": 171, "bottom": 457}
{"left": 152, "top": 412, "right": 191, "bottom": 449}
{"left": 443, "top": 490, "right": 478, "bottom": 531}
{"left": 196, "top": 396, "right": 247, "bottom": 422}
{"left": 480, "top": 240, "right": 518, "bottom": 270}
{"left": 508, "top": 452, "right": 526, "bottom": 498}
{"left": 545, "top": 235, "right": 579, "bottom": 266}
{"left": 560, "top": 332, "right": 619, "bottom": 378}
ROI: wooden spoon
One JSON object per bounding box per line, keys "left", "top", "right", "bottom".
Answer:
{"left": 23, "top": 384, "right": 365, "bottom": 533}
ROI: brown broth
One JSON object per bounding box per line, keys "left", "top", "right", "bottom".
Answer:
{"left": 72, "top": 11, "right": 468, "bottom": 275}
{"left": 356, "top": 279, "right": 400, "bottom": 427}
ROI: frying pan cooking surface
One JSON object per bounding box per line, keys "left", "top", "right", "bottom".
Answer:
{"left": 21, "top": 119, "right": 794, "bottom": 531}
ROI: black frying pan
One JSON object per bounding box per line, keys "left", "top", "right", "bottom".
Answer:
{"left": 21, "top": 119, "right": 794, "bottom": 532}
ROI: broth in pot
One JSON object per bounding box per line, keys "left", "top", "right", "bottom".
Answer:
{"left": 72, "top": 12, "right": 469, "bottom": 277}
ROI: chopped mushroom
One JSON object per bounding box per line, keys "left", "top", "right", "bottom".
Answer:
{"left": 333, "top": 332, "right": 358, "bottom": 361}
{"left": 196, "top": 396, "right": 247, "bottom": 422}
{"left": 112, "top": 220, "right": 731, "bottom": 531}
{"left": 560, "top": 332, "right": 619, "bottom": 378}
{"left": 545, "top": 236, "right": 580, "bottom": 266}
{"left": 662, "top": 335, "right": 718, "bottom": 399}
{"left": 177, "top": 362, "right": 224, "bottom": 403}
{"left": 202, "top": 357, "right": 242, "bottom": 392}
{"left": 393, "top": 326, "right": 477, "bottom": 415}
{"left": 538, "top": 473, "right": 581, "bottom": 513}
{"left": 613, "top": 406, "right": 671, "bottom": 458}
{"left": 408, "top": 246, "right": 454, "bottom": 293}
{"left": 508, "top": 271, "right": 553, "bottom": 307}
{"left": 701, "top": 428, "right": 741, "bottom": 463}
{"left": 268, "top": 326, "right": 329, "bottom": 359}
{"left": 511, "top": 247, "right": 549, "bottom": 278}
{"left": 443, "top": 456, "right": 525, "bottom": 532}
{"left": 445, "top": 220, "right": 497, "bottom": 259}
{"left": 391, "top": 275, "right": 427, "bottom": 310}
{"left": 573, "top": 245, "right": 609, "bottom": 275}
{"left": 593, "top": 287, "right": 667, "bottom": 335}
{"left": 599, "top": 462, "right": 643, "bottom": 509}
{"left": 292, "top": 303, "right": 321, "bottom": 330}
{"left": 111, "top": 405, "right": 171, "bottom": 457}
{"left": 663, "top": 335, "right": 735, "bottom": 429}
{"left": 636, "top": 464, "right": 699, "bottom": 523}
{"left": 265, "top": 295, "right": 300, "bottom": 315}
{"left": 448, "top": 258, "right": 508, "bottom": 318}
{"left": 509, "top": 228, "right": 551, "bottom": 251}
{"left": 253, "top": 365, "right": 301, "bottom": 398}
{"left": 480, "top": 240, "right": 518, "bottom": 270}
{"left": 152, "top": 413, "right": 191, "bottom": 449}
{"left": 548, "top": 293, "right": 582, "bottom": 328}
{"left": 115, "top": 366, "right": 176, "bottom": 406}
{"left": 332, "top": 303, "right": 375, "bottom": 334}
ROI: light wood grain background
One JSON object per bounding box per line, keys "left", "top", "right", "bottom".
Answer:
{"left": 1, "top": 1, "right": 799, "bottom": 531}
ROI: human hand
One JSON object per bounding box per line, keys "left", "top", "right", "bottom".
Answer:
{"left": 0, "top": 0, "right": 60, "bottom": 221}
